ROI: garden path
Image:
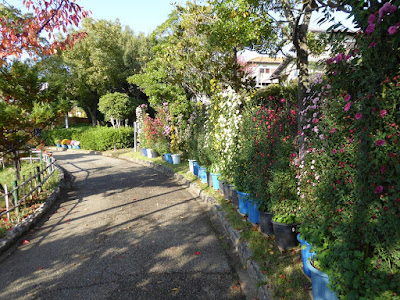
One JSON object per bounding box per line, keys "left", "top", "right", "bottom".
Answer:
{"left": 0, "top": 151, "right": 248, "bottom": 300}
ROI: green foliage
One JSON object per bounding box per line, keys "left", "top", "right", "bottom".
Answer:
{"left": 297, "top": 1, "right": 400, "bottom": 297}
{"left": 42, "top": 125, "right": 134, "bottom": 151}
{"left": 62, "top": 18, "right": 152, "bottom": 125}
{"left": 98, "top": 92, "right": 140, "bottom": 127}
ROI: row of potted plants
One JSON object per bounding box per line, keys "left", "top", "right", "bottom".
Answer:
{"left": 55, "top": 139, "right": 80, "bottom": 149}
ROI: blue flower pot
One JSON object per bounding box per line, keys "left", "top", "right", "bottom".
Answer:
{"left": 192, "top": 162, "right": 199, "bottom": 176}
{"left": 247, "top": 199, "right": 260, "bottom": 224}
{"left": 165, "top": 153, "right": 172, "bottom": 164}
{"left": 297, "top": 234, "right": 315, "bottom": 277}
{"left": 307, "top": 259, "right": 338, "bottom": 300}
{"left": 198, "top": 166, "right": 207, "bottom": 183}
{"left": 211, "top": 173, "right": 220, "bottom": 190}
{"left": 236, "top": 191, "right": 249, "bottom": 215}
{"left": 188, "top": 160, "right": 196, "bottom": 173}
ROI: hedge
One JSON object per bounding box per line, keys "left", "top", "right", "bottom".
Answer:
{"left": 42, "top": 126, "right": 135, "bottom": 151}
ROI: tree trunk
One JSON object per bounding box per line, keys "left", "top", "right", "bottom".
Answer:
{"left": 13, "top": 151, "right": 21, "bottom": 181}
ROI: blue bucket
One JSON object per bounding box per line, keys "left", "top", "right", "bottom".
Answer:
{"left": 211, "top": 173, "right": 220, "bottom": 190}
{"left": 198, "top": 166, "right": 207, "bottom": 183}
{"left": 236, "top": 191, "right": 249, "bottom": 215}
{"left": 192, "top": 162, "right": 199, "bottom": 176}
{"left": 247, "top": 199, "right": 260, "bottom": 224}
{"left": 165, "top": 153, "right": 172, "bottom": 163}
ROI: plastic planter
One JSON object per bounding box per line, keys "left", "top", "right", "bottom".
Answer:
{"left": 297, "top": 234, "right": 314, "bottom": 277}
{"left": 192, "top": 162, "right": 199, "bottom": 176}
{"left": 259, "top": 212, "right": 274, "bottom": 236}
{"left": 198, "top": 166, "right": 207, "bottom": 183}
{"left": 211, "top": 173, "right": 220, "bottom": 190}
{"left": 271, "top": 221, "right": 299, "bottom": 250}
{"left": 236, "top": 191, "right": 249, "bottom": 215}
{"left": 247, "top": 199, "right": 260, "bottom": 224}
{"left": 306, "top": 259, "right": 338, "bottom": 300}
{"left": 165, "top": 153, "right": 172, "bottom": 164}
{"left": 188, "top": 160, "right": 196, "bottom": 173}
{"left": 171, "top": 154, "right": 181, "bottom": 164}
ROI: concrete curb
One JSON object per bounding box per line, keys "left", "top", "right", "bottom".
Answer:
{"left": 112, "top": 155, "right": 272, "bottom": 300}
{"left": 0, "top": 164, "right": 70, "bottom": 256}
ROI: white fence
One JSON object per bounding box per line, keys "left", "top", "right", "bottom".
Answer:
{"left": 0, "top": 152, "right": 56, "bottom": 220}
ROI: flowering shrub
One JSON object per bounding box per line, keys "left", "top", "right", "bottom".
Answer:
{"left": 298, "top": 2, "right": 400, "bottom": 297}
{"left": 142, "top": 107, "right": 171, "bottom": 154}
{"left": 208, "top": 85, "right": 244, "bottom": 177}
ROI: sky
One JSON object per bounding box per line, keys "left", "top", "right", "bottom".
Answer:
{"left": 76, "top": 0, "right": 182, "bottom": 35}
{"left": 76, "top": 0, "right": 355, "bottom": 36}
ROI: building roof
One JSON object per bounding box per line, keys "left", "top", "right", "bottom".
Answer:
{"left": 247, "top": 57, "right": 284, "bottom": 64}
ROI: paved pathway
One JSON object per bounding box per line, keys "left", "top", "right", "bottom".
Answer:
{"left": 0, "top": 151, "right": 247, "bottom": 300}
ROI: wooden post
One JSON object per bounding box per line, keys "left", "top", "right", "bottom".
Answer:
{"left": 29, "top": 171, "right": 33, "bottom": 200}
{"left": 134, "top": 122, "right": 137, "bottom": 152}
{"left": 37, "top": 166, "right": 42, "bottom": 193}
{"left": 4, "top": 184, "right": 10, "bottom": 220}
{"left": 22, "top": 175, "right": 26, "bottom": 198}
{"left": 13, "top": 180, "right": 19, "bottom": 216}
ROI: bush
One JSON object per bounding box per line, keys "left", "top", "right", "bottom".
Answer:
{"left": 42, "top": 126, "right": 135, "bottom": 151}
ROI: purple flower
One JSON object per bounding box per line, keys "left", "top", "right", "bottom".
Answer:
{"left": 389, "top": 4, "right": 397, "bottom": 14}
{"left": 355, "top": 112, "right": 363, "bottom": 120}
{"left": 366, "top": 23, "right": 375, "bottom": 34}
{"left": 375, "top": 185, "right": 383, "bottom": 194}
{"left": 369, "top": 42, "right": 377, "bottom": 48}
{"left": 388, "top": 26, "right": 398, "bottom": 35}
{"left": 368, "top": 14, "right": 376, "bottom": 24}
{"left": 344, "top": 94, "right": 351, "bottom": 102}
{"left": 380, "top": 110, "right": 387, "bottom": 118}
{"left": 375, "top": 139, "right": 386, "bottom": 146}
{"left": 344, "top": 102, "right": 352, "bottom": 112}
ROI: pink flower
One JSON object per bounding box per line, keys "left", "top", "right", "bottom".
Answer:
{"left": 332, "top": 149, "right": 337, "bottom": 154}
{"left": 330, "top": 128, "right": 336, "bottom": 133}
{"left": 344, "top": 94, "right": 351, "bottom": 102}
{"left": 355, "top": 112, "right": 363, "bottom": 120}
{"left": 280, "top": 98, "right": 286, "bottom": 103}
{"left": 381, "top": 166, "right": 386, "bottom": 174}
{"left": 366, "top": 23, "right": 375, "bottom": 34}
{"left": 380, "top": 110, "right": 387, "bottom": 118}
{"left": 340, "top": 148, "right": 345, "bottom": 153}
{"left": 375, "top": 185, "right": 383, "bottom": 194}
{"left": 344, "top": 102, "right": 352, "bottom": 112}
{"left": 334, "top": 53, "right": 343, "bottom": 63}
{"left": 388, "top": 26, "right": 398, "bottom": 35}
{"left": 375, "top": 139, "right": 386, "bottom": 146}
{"left": 368, "top": 14, "right": 376, "bottom": 24}
{"left": 369, "top": 42, "right": 377, "bottom": 48}
{"left": 389, "top": 5, "right": 397, "bottom": 14}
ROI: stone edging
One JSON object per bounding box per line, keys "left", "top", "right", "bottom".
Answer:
{"left": 114, "top": 156, "right": 272, "bottom": 300}
{"left": 0, "top": 164, "right": 69, "bottom": 255}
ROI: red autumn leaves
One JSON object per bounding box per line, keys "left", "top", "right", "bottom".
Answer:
{"left": 0, "top": 0, "right": 90, "bottom": 64}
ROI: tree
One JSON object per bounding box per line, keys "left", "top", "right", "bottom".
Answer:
{"left": 62, "top": 18, "right": 152, "bottom": 125}
{"left": 0, "top": 0, "right": 89, "bottom": 65}
{"left": 98, "top": 92, "right": 141, "bottom": 128}
{"left": 0, "top": 60, "right": 59, "bottom": 179}
{"left": 129, "top": 1, "right": 270, "bottom": 118}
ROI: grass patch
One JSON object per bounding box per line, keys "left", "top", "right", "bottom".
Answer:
{"left": 112, "top": 150, "right": 311, "bottom": 299}
{"left": 0, "top": 162, "right": 61, "bottom": 238}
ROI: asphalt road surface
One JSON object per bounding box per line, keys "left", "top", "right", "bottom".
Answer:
{"left": 0, "top": 151, "right": 249, "bottom": 300}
